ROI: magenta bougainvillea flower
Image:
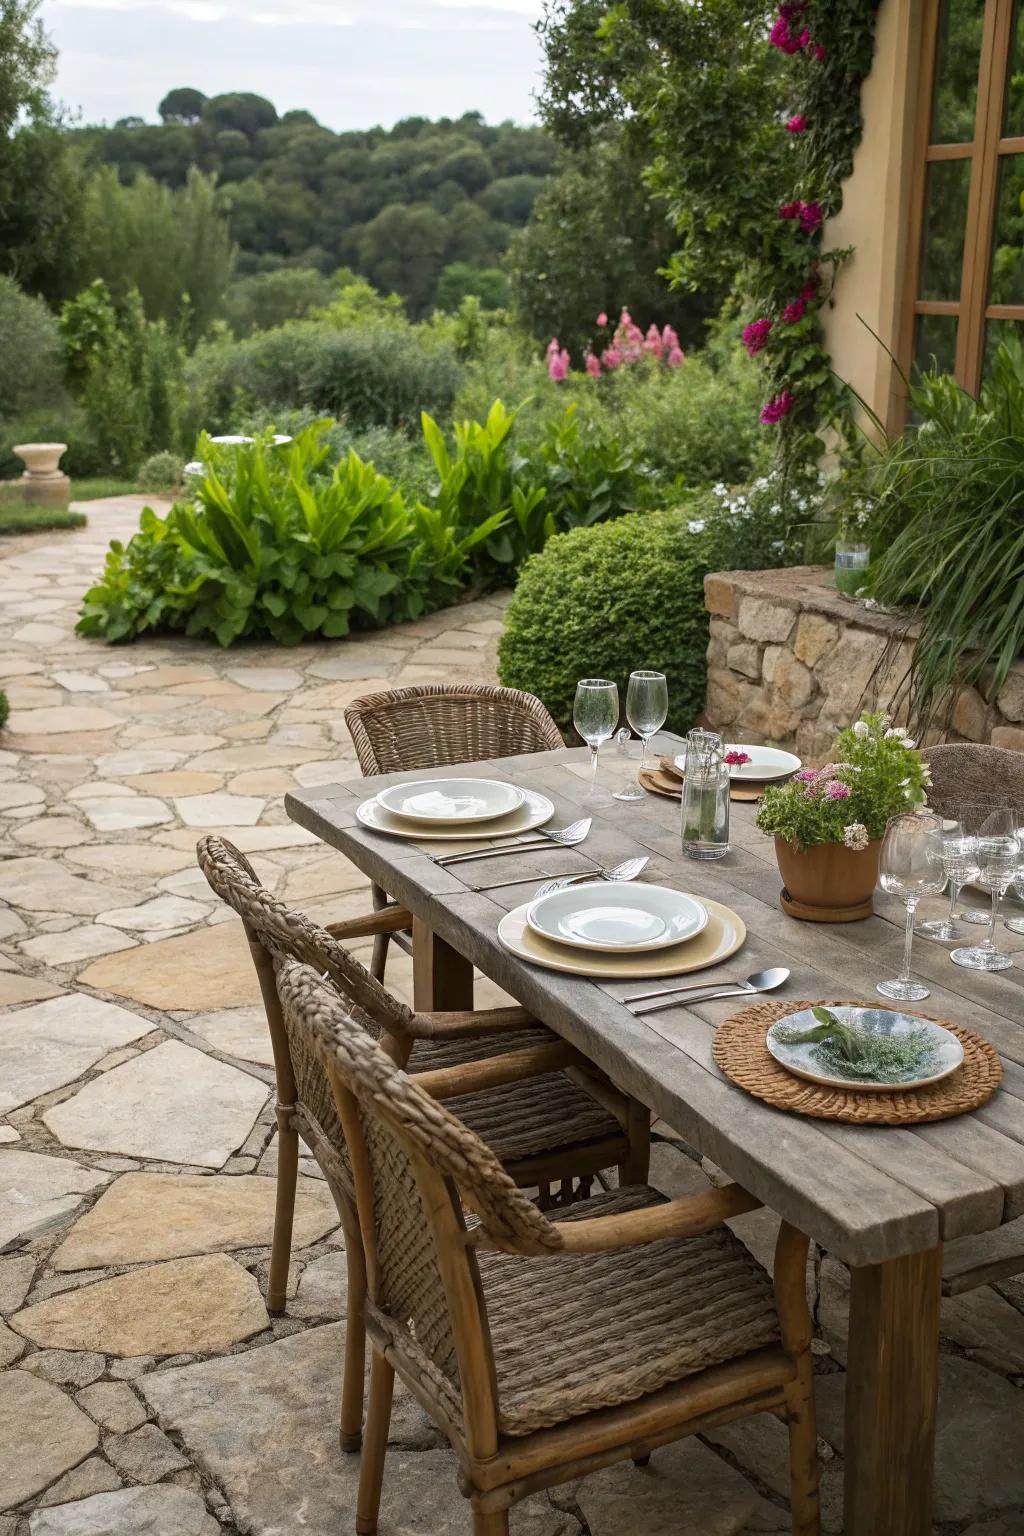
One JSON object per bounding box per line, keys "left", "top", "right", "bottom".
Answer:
{"left": 779, "top": 200, "right": 802, "bottom": 220}
{"left": 800, "top": 277, "right": 819, "bottom": 301}
{"left": 779, "top": 0, "right": 808, "bottom": 18}
{"left": 813, "top": 41, "right": 826, "bottom": 59}
{"left": 742, "top": 318, "right": 773, "bottom": 355}
{"left": 782, "top": 297, "right": 806, "bottom": 324}
{"left": 725, "top": 750, "right": 752, "bottom": 767}
{"left": 760, "top": 390, "right": 795, "bottom": 425}
{"left": 785, "top": 113, "right": 807, "bottom": 134}
{"left": 799, "top": 201, "right": 824, "bottom": 233}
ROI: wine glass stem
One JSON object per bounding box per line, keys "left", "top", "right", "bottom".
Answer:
{"left": 900, "top": 898, "right": 918, "bottom": 984}
{"left": 946, "top": 880, "right": 960, "bottom": 925}
{"left": 637, "top": 734, "right": 650, "bottom": 786}
{"left": 986, "top": 883, "right": 1005, "bottom": 951}
{"left": 589, "top": 745, "right": 599, "bottom": 790}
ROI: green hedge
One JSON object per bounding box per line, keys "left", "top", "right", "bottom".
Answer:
{"left": 498, "top": 510, "right": 711, "bottom": 736}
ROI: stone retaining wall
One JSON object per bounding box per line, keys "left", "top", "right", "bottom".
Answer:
{"left": 703, "top": 565, "right": 1024, "bottom": 765}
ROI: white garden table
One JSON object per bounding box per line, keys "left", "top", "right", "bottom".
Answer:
{"left": 286, "top": 737, "right": 1024, "bottom": 1536}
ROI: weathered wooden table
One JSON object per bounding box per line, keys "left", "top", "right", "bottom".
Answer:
{"left": 286, "top": 738, "right": 1024, "bottom": 1536}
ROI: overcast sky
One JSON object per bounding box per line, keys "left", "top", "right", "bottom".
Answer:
{"left": 41, "top": 0, "right": 548, "bottom": 131}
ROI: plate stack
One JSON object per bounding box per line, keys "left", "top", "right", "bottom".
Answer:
{"left": 356, "top": 777, "right": 554, "bottom": 841}
{"left": 643, "top": 744, "right": 802, "bottom": 803}
{"left": 498, "top": 882, "right": 746, "bottom": 979}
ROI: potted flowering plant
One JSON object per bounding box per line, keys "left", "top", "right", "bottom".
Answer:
{"left": 755, "top": 713, "right": 929, "bottom": 921}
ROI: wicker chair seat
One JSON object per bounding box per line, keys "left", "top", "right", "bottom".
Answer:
{"left": 481, "top": 1186, "right": 779, "bottom": 1436}
{"left": 409, "top": 1028, "right": 552, "bottom": 1071}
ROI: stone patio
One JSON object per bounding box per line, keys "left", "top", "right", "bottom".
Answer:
{"left": 1, "top": 500, "right": 1022, "bottom": 1534}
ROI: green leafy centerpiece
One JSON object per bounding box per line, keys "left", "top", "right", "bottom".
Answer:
{"left": 773, "top": 1006, "right": 940, "bottom": 1085}
{"left": 755, "top": 712, "right": 929, "bottom": 920}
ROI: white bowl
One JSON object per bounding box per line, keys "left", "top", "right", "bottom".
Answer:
{"left": 375, "top": 777, "right": 525, "bottom": 824}
{"left": 526, "top": 882, "right": 709, "bottom": 953}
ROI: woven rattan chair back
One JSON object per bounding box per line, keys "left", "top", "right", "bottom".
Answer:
{"left": 196, "top": 833, "right": 412, "bottom": 1045}
{"left": 922, "top": 742, "right": 1024, "bottom": 818}
{"left": 277, "top": 959, "right": 562, "bottom": 1449}
{"left": 344, "top": 682, "right": 564, "bottom": 777}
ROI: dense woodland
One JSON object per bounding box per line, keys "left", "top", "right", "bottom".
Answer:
{"left": 71, "top": 91, "right": 559, "bottom": 317}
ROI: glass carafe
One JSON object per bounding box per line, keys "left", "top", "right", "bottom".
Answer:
{"left": 681, "top": 729, "right": 730, "bottom": 860}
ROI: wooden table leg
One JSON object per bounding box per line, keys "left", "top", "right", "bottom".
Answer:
{"left": 843, "top": 1245, "right": 942, "bottom": 1536}
{"left": 412, "top": 914, "right": 474, "bottom": 1011}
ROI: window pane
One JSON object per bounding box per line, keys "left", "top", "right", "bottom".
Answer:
{"left": 914, "top": 313, "right": 959, "bottom": 377}
{"left": 930, "top": 0, "right": 984, "bottom": 143}
{"left": 919, "top": 159, "right": 971, "bottom": 300}
{"left": 989, "top": 155, "right": 1024, "bottom": 304}
{"left": 983, "top": 318, "right": 1024, "bottom": 379}
{"left": 1004, "top": 0, "right": 1024, "bottom": 136}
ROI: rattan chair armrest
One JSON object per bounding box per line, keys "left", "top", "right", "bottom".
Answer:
{"left": 413, "top": 1041, "right": 586, "bottom": 1100}
{"left": 323, "top": 907, "right": 412, "bottom": 941}
{"left": 407, "top": 1005, "right": 546, "bottom": 1041}
{"left": 470, "top": 1184, "right": 762, "bottom": 1254}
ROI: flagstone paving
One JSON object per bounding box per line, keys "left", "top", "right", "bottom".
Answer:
{"left": 1, "top": 501, "right": 1023, "bottom": 1533}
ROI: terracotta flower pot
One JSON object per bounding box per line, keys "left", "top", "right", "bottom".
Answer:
{"left": 774, "top": 835, "right": 882, "bottom": 922}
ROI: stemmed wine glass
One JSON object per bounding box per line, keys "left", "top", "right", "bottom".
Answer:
{"left": 573, "top": 679, "right": 619, "bottom": 803}
{"left": 955, "top": 801, "right": 1016, "bottom": 924}
{"left": 951, "top": 826, "right": 1021, "bottom": 972}
{"left": 917, "top": 818, "right": 977, "bottom": 942}
{"left": 877, "top": 811, "right": 946, "bottom": 1001}
{"left": 614, "top": 670, "right": 669, "bottom": 802}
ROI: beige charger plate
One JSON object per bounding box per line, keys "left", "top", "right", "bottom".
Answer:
{"left": 357, "top": 788, "right": 554, "bottom": 842}
{"left": 497, "top": 894, "right": 745, "bottom": 979}
{"left": 641, "top": 767, "right": 764, "bottom": 804}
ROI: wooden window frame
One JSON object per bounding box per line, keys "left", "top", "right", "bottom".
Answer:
{"left": 898, "top": 0, "right": 1024, "bottom": 415}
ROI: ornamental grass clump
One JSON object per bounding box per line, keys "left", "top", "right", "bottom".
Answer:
{"left": 755, "top": 712, "right": 928, "bottom": 852}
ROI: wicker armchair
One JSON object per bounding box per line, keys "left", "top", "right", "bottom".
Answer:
{"left": 279, "top": 960, "right": 820, "bottom": 1536}
{"left": 343, "top": 684, "right": 564, "bottom": 981}
{"left": 195, "top": 835, "right": 650, "bottom": 1453}
{"left": 922, "top": 742, "right": 1024, "bottom": 817}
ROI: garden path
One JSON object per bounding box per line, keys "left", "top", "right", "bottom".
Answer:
{"left": 0, "top": 499, "right": 1022, "bottom": 1536}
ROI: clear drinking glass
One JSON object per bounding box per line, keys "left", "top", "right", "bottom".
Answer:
{"left": 614, "top": 670, "right": 669, "bottom": 802}
{"left": 1005, "top": 867, "right": 1024, "bottom": 935}
{"left": 917, "top": 819, "right": 977, "bottom": 941}
{"left": 955, "top": 802, "right": 1017, "bottom": 924}
{"left": 877, "top": 811, "right": 946, "bottom": 1001}
{"left": 681, "top": 729, "right": 730, "bottom": 860}
{"left": 951, "top": 830, "right": 1021, "bottom": 972}
{"left": 573, "top": 679, "right": 619, "bottom": 802}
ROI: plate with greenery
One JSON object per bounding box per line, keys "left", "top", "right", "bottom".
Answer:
{"left": 766, "top": 1005, "right": 964, "bottom": 1092}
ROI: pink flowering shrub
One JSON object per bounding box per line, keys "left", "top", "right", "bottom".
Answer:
{"left": 742, "top": 319, "right": 773, "bottom": 355}
{"left": 543, "top": 309, "right": 684, "bottom": 380}
{"left": 781, "top": 298, "right": 806, "bottom": 324}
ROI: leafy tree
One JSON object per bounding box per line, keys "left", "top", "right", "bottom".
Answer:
{"left": 158, "top": 87, "right": 206, "bottom": 124}
{"left": 0, "top": 0, "right": 84, "bottom": 302}
{"left": 351, "top": 203, "right": 450, "bottom": 316}
{"left": 507, "top": 130, "right": 717, "bottom": 358}
{"left": 202, "top": 92, "right": 278, "bottom": 139}
{"left": 222, "top": 265, "right": 336, "bottom": 336}
{"left": 78, "top": 165, "right": 235, "bottom": 344}
{"left": 0, "top": 273, "right": 65, "bottom": 418}
{"left": 436, "top": 263, "right": 509, "bottom": 312}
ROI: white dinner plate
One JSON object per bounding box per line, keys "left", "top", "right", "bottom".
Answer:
{"left": 766, "top": 1005, "right": 964, "bottom": 1092}
{"left": 672, "top": 745, "right": 800, "bottom": 781}
{"left": 498, "top": 896, "right": 745, "bottom": 979}
{"left": 356, "top": 789, "right": 553, "bottom": 842}
{"left": 376, "top": 777, "right": 525, "bottom": 824}
{"left": 526, "top": 882, "right": 709, "bottom": 954}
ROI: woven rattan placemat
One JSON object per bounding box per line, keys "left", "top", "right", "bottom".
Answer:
{"left": 712, "top": 998, "right": 1002, "bottom": 1125}
{"left": 640, "top": 767, "right": 763, "bottom": 803}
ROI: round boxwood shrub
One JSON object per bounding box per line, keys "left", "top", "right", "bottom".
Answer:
{"left": 498, "top": 509, "right": 711, "bottom": 737}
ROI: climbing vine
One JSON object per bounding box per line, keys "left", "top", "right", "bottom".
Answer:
{"left": 539, "top": 0, "right": 884, "bottom": 464}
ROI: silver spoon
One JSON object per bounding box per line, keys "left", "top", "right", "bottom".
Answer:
{"left": 430, "top": 817, "right": 592, "bottom": 867}
{"left": 472, "top": 855, "right": 650, "bottom": 896}
{"left": 624, "top": 966, "right": 791, "bottom": 1013}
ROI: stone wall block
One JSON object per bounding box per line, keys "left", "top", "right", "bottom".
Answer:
{"left": 792, "top": 613, "right": 839, "bottom": 667}
{"left": 704, "top": 574, "right": 737, "bottom": 619}
{"left": 992, "top": 725, "right": 1024, "bottom": 751}
{"left": 736, "top": 596, "right": 797, "bottom": 644}
{"left": 706, "top": 669, "right": 749, "bottom": 728}
{"left": 815, "top": 630, "right": 887, "bottom": 723}
{"left": 951, "top": 686, "right": 991, "bottom": 744}
{"left": 726, "top": 642, "right": 761, "bottom": 681}
{"left": 996, "top": 672, "right": 1024, "bottom": 723}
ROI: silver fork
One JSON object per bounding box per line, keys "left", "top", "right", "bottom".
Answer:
{"left": 472, "top": 855, "right": 650, "bottom": 895}
{"left": 429, "top": 817, "right": 592, "bottom": 867}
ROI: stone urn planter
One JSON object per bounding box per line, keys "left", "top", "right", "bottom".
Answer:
{"left": 13, "top": 442, "right": 70, "bottom": 507}
{"left": 774, "top": 835, "right": 882, "bottom": 922}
